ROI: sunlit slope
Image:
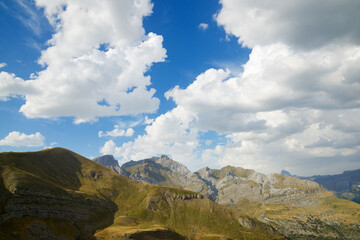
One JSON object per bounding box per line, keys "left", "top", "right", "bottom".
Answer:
{"left": 0, "top": 148, "right": 283, "bottom": 240}
{"left": 233, "top": 174, "right": 360, "bottom": 239}
{"left": 112, "top": 157, "right": 360, "bottom": 239}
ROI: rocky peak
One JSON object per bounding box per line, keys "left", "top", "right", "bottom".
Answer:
{"left": 93, "top": 155, "right": 119, "bottom": 167}
{"left": 280, "top": 170, "right": 293, "bottom": 176}
{"left": 160, "top": 155, "right": 169, "bottom": 160}
{"left": 196, "top": 166, "right": 211, "bottom": 176}
{"left": 93, "top": 155, "right": 127, "bottom": 176}
{"left": 154, "top": 155, "right": 192, "bottom": 176}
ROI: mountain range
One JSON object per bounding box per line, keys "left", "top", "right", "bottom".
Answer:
{"left": 0, "top": 148, "right": 284, "bottom": 240}
{"left": 281, "top": 169, "right": 360, "bottom": 204}
{"left": 94, "top": 154, "right": 360, "bottom": 239}
{"left": 0, "top": 148, "right": 359, "bottom": 239}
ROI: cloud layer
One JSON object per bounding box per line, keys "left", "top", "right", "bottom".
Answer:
{"left": 0, "top": 131, "right": 45, "bottom": 147}
{"left": 0, "top": 0, "right": 166, "bottom": 123}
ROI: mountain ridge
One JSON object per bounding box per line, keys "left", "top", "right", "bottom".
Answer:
{"left": 94, "top": 154, "right": 360, "bottom": 239}
{"left": 0, "top": 147, "right": 283, "bottom": 240}
{"left": 281, "top": 169, "right": 360, "bottom": 204}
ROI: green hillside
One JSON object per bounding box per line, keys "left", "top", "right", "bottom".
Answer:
{"left": 0, "top": 148, "right": 283, "bottom": 240}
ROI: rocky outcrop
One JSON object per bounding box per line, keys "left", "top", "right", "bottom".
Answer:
{"left": 93, "top": 155, "right": 128, "bottom": 176}
{"left": 120, "top": 155, "right": 206, "bottom": 193}
{"left": 194, "top": 166, "right": 324, "bottom": 207}
{"left": 0, "top": 172, "right": 117, "bottom": 239}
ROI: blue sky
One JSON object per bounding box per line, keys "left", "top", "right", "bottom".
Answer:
{"left": 1, "top": 0, "right": 360, "bottom": 176}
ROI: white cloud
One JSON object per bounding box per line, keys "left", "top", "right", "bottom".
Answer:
{"left": 216, "top": 0, "right": 360, "bottom": 49}
{"left": 100, "top": 106, "right": 201, "bottom": 168}
{"left": 0, "top": 131, "right": 45, "bottom": 147}
{"left": 99, "top": 125, "right": 134, "bottom": 138}
{"left": 0, "top": 63, "right": 6, "bottom": 68}
{"left": 44, "top": 141, "right": 58, "bottom": 149}
{"left": 144, "top": 116, "right": 154, "bottom": 125}
{"left": 167, "top": 44, "right": 360, "bottom": 119}
{"left": 113, "top": 0, "right": 360, "bottom": 175}
{"left": 0, "top": 0, "right": 166, "bottom": 123}
{"left": 0, "top": 72, "right": 36, "bottom": 101}
{"left": 199, "top": 23, "right": 208, "bottom": 31}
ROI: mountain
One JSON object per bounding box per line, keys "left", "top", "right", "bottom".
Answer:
{"left": 280, "top": 170, "right": 293, "bottom": 177}
{"left": 121, "top": 155, "right": 206, "bottom": 193}
{"left": 0, "top": 148, "right": 283, "bottom": 240}
{"left": 281, "top": 169, "right": 360, "bottom": 204}
{"left": 93, "top": 155, "right": 128, "bottom": 176}
{"left": 100, "top": 155, "right": 360, "bottom": 239}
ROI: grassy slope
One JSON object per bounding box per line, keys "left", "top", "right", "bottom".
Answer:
{"left": 0, "top": 148, "right": 283, "bottom": 240}
{"left": 233, "top": 174, "right": 360, "bottom": 239}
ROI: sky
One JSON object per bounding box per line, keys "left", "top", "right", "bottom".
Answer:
{"left": 1, "top": 0, "right": 360, "bottom": 176}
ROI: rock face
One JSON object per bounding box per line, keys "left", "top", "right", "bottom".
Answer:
{"left": 93, "top": 155, "right": 128, "bottom": 176}
{"left": 121, "top": 155, "right": 205, "bottom": 193}
{"left": 96, "top": 155, "right": 360, "bottom": 239}
{"left": 120, "top": 157, "right": 324, "bottom": 208}
{"left": 194, "top": 166, "right": 324, "bottom": 209}
{"left": 281, "top": 169, "right": 360, "bottom": 204}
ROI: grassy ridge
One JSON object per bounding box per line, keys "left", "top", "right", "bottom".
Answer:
{"left": 234, "top": 191, "right": 360, "bottom": 239}
{"left": 0, "top": 148, "right": 283, "bottom": 239}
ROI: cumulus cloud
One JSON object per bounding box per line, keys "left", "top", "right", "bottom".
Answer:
{"left": 100, "top": 106, "right": 201, "bottom": 168}
{"left": 167, "top": 45, "right": 360, "bottom": 117}
{"left": 0, "top": 131, "right": 45, "bottom": 147}
{"left": 199, "top": 23, "right": 208, "bottom": 31}
{"left": 0, "top": 0, "right": 166, "bottom": 123}
{"left": 216, "top": 0, "right": 360, "bottom": 49}
{"left": 0, "top": 72, "right": 37, "bottom": 101}
{"left": 98, "top": 125, "right": 134, "bottom": 138}
{"left": 111, "top": 0, "right": 360, "bottom": 175}
{"left": 0, "top": 63, "right": 6, "bottom": 68}
{"left": 144, "top": 116, "right": 154, "bottom": 125}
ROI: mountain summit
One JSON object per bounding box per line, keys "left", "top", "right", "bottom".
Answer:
{"left": 93, "top": 155, "right": 127, "bottom": 176}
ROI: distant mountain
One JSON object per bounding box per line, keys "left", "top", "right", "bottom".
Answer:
{"left": 93, "top": 154, "right": 128, "bottom": 176}
{"left": 0, "top": 148, "right": 282, "bottom": 240}
{"left": 281, "top": 169, "right": 360, "bottom": 204}
{"left": 95, "top": 154, "right": 360, "bottom": 239}
{"left": 280, "top": 169, "right": 293, "bottom": 176}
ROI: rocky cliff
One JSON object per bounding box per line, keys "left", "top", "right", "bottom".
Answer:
{"left": 93, "top": 155, "right": 128, "bottom": 176}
